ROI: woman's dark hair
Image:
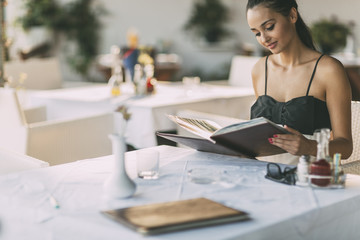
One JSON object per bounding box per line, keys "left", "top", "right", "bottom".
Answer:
{"left": 246, "top": 0, "right": 316, "bottom": 50}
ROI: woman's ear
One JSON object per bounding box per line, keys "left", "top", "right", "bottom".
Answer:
{"left": 289, "top": 7, "right": 298, "bottom": 23}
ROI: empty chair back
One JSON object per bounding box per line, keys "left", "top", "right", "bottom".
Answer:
{"left": 343, "top": 101, "right": 360, "bottom": 164}
{"left": 5, "top": 57, "right": 62, "bottom": 90}
{"left": 0, "top": 88, "right": 28, "bottom": 153}
{"left": 228, "top": 55, "right": 260, "bottom": 87}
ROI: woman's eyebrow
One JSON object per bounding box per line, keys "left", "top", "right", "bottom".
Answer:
{"left": 250, "top": 19, "right": 275, "bottom": 31}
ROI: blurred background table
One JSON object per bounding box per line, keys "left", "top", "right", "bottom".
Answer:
{"left": 1, "top": 145, "right": 360, "bottom": 240}
{"left": 25, "top": 82, "right": 255, "bottom": 149}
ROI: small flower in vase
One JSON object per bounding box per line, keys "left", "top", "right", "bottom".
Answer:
{"left": 115, "top": 105, "right": 131, "bottom": 120}
{"left": 114, "top": 105, "right": 131, "bottom": 136}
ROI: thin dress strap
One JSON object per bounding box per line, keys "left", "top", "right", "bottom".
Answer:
{"left": 306, "top": 54, "right": 324, "bottom": 96}
{"left": 265, "top": 55, "right": 269, "bottom": 95}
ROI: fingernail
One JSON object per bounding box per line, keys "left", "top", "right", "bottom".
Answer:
{"left": 268, "top": 138, "right": 273, "bottom": 143}
{"left": 273, "top": 134, "right": 278, "bottom": 138}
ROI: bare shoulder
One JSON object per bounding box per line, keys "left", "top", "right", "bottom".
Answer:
{"left": 251, "top": 56, "right": 267, "bottom": 81}
{"left": 251, "top": 56, "right": 267, "bottom": 97}
{"left": 316, "top": 55, "right": 351, "bottom": 100}
{"left": 317, "top": 55, "right": 347, "bottom": 78}
{"left": 315, "top": 55, "right": 348, "bottom": 86}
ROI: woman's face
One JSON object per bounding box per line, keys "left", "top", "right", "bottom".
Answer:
{"left": 247, "top": 5, "right": 296, "bottom": 54}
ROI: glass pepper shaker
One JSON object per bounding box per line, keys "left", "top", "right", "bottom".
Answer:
{"left": 297, "top": 155, "right": 310, "bottom": 185}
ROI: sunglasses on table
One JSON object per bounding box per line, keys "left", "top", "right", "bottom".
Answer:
{"left": 265, "top": 163, "right": 297, "bottom": 185}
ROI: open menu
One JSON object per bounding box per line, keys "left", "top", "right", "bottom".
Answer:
{"left": 157, "top": 115, "right": 290, "bottom": 158}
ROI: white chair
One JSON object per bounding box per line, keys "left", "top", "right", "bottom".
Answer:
{"left": 5, "top": 57, "right": 62, "bottom": 90}
{"left": 195, "top": 55, "right": 257, "bottom": 121}
{"left": 342, "top": 101, "right": 360, "bottom": 175}
{"left": 228, "top": 55, "right": 260, "bottom": 87}
{"left": 209, "top": 55, "right": 260, "bottom": 88}
{"left": 0, "top": 88, "right": 114, "bottom": 166}
{"left": 0, "top": 147, "right": 48, "bottom": 175}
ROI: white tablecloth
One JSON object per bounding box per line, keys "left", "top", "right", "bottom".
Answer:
{"left": 25, "top": 83, "right": 255, "bottom": 148}
{"left": 0, "top": 145, "right": 360, "bottom": 240}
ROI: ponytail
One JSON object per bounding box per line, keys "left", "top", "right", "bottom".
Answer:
{"left": 295, "top": 14, "right": 316, "bottom": 50}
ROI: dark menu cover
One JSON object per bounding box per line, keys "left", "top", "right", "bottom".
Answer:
{"left": 156, "top": 132, "right": 254, "bottom": 158}
{"left": 158, "top": 116, "right": 289, "bottom": 158}
{"left": 101, "top": 198, "right": 250, "bottom": 235}
{"left": 210, "top": 119, "right": 288, "bottom": 157}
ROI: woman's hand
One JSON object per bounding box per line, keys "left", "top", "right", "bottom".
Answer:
{"left": 268, "top": 125, "right": 316, "bottom": 156}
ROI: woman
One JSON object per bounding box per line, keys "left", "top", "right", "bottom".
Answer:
{"left": 247, "top": 0, "right": 352, "bottom": 164}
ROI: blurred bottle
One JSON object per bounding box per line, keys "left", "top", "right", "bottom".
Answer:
{"left": 310, "top": 129, "right": 332, "bottom": 187}
{"left": 333, "top": 153, "right": 344, "bottom": 185}
{"left": 144, "top": 64, "right": 156, "bottom": 94}
{"left": 297, "top": 155, "right": 310, "bottom": 185}
{"left": 108, "top": 45, "right": 123, "bottom": 97}
{"left": 322, "top": 128, "right": 333, "bottom": 169}
{"left": 133, "top": 64, "right": 146, "bottom": 96}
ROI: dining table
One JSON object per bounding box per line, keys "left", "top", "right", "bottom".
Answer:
{"left": 0, "top": 145, "right": 360, "bottom": 240}
{"left": 24, "top": 82, "right": 255, "bottom": 149}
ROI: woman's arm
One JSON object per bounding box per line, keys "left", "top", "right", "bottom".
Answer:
{"left": 321, "top": 56, "right": 353, "bottom": 158}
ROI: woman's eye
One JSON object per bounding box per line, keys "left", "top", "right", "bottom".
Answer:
{"left": 266, "top": 24, "right": 275, "bottom": 31}
{"left": 255, "top": 32, "right": 260, "bottom": 37}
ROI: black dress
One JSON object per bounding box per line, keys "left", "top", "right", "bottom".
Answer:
{"left": 251, "top": 54, "right": 331, "bottom": 135}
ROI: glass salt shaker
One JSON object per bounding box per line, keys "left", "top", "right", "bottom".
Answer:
{"left": 297, "top": 155, "right": 310, "bottom": 185}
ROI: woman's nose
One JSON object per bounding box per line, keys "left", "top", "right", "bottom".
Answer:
{"left": 260, "top": 33, "right": 270, "bottom": 44}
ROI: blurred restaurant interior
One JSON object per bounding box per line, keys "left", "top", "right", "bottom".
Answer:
{"left": 4, "top": 0, "right": 360, "bottom": 84}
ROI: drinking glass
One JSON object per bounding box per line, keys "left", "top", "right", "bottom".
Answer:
{"left": 137, "top": 149, "right": 159, "bottom": 179}
{"left": 182, "top": 76, "right": 200, "bottom": 96}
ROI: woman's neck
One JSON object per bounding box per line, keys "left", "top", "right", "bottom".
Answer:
{"left": 275, "top": 38, "right": 314, "bottom": 67}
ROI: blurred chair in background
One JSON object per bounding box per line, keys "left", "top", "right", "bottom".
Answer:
{"left": 5, "top": 57, "right": 62, "bottom": 90}
{"left": 155, "top": 53, "right": 181, "bottom": 81}
{"left": 0, "top": 88, "right": 114, "bottom": 166}
{"left": 342, "top": 101, "right": 360, "bottom": 175}
{"left": 208, "top": 55, "right": 259, "bottom": 88}
{"left": 228, "top": 55, "right": 260, "bottom": 88}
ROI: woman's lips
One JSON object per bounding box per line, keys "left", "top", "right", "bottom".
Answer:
{"left": 267, "top": 42, "right": 277, "bottom": 49}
